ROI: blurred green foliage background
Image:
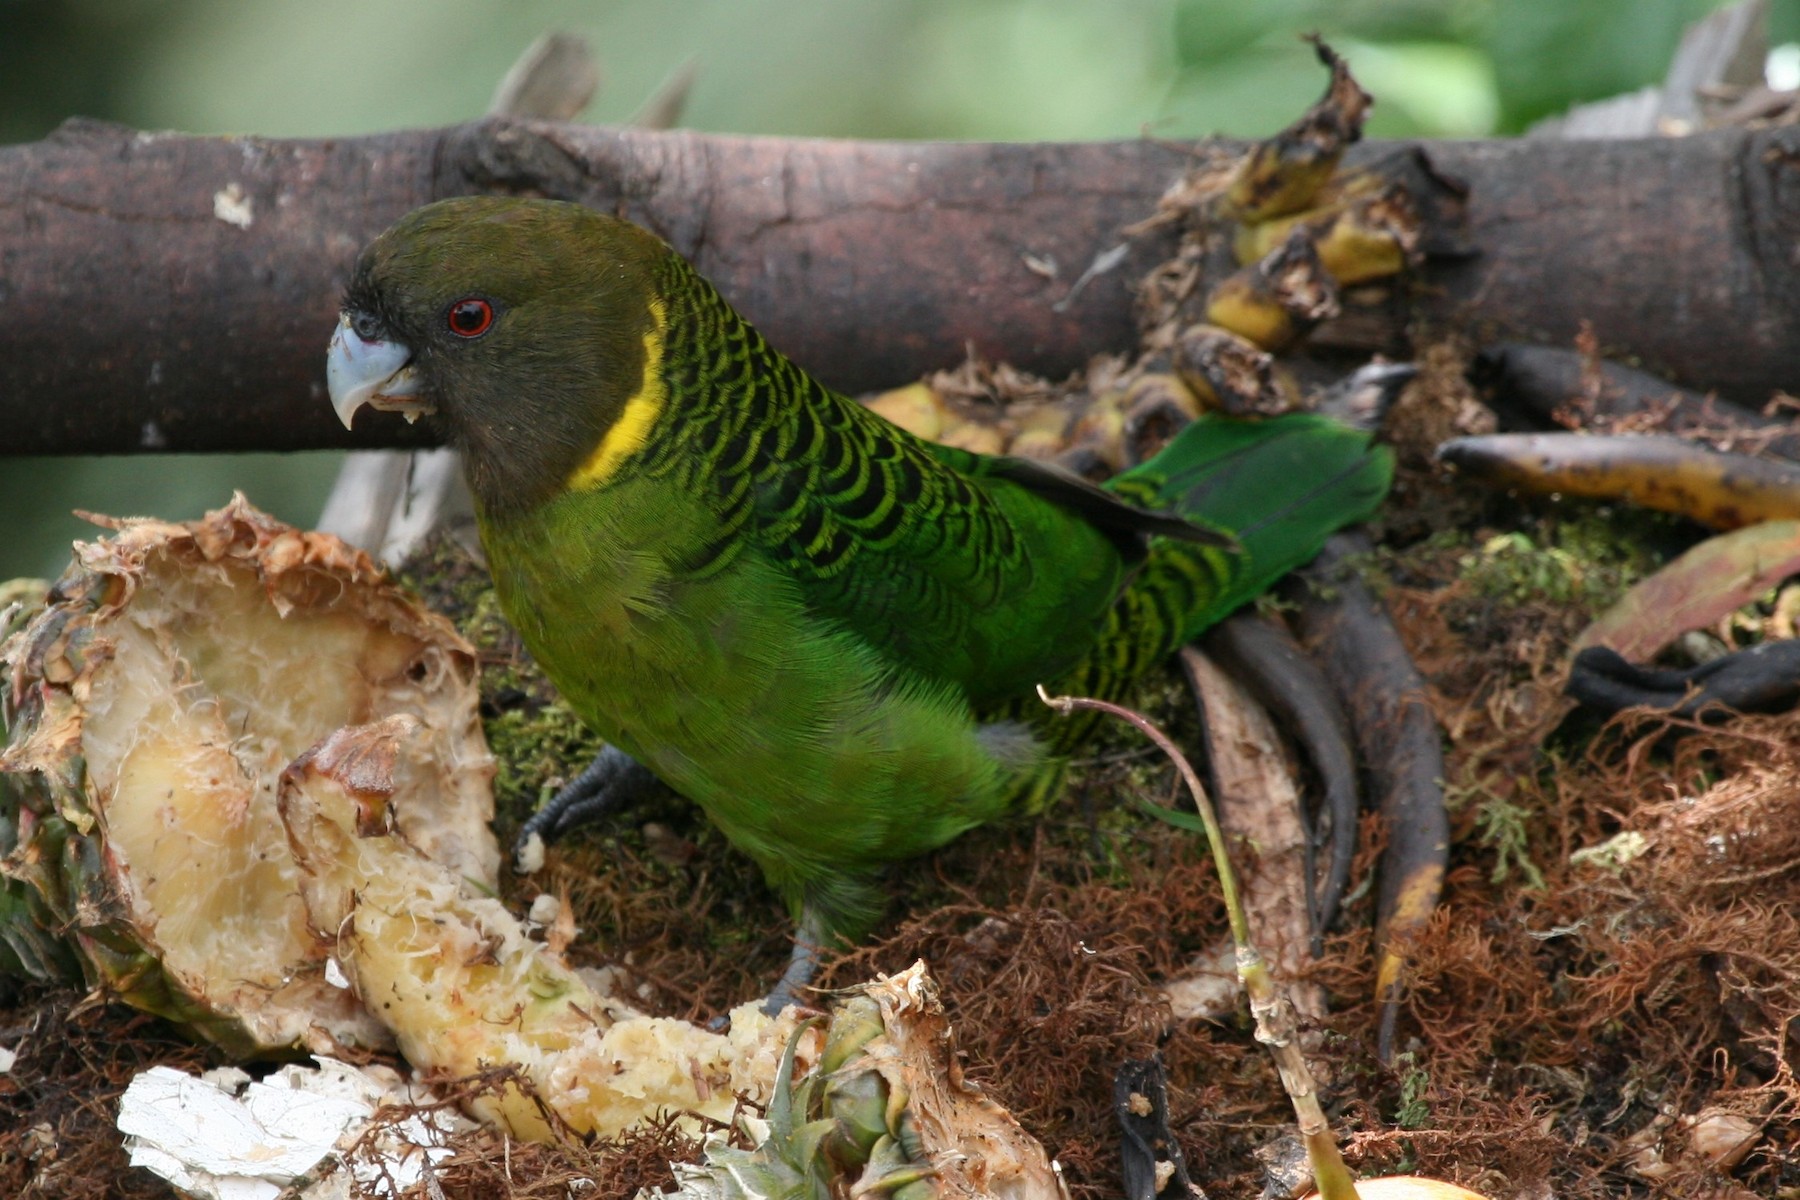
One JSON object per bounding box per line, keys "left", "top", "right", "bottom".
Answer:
{"left": 2, "top": 0, "right": 1789, "bottom": 579}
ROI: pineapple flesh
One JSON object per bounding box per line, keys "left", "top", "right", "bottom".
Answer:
{"left": 0, "top": 496, "right": 497, "bottom": 1056}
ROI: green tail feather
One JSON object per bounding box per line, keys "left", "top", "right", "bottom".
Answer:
{"left": 1111, "top": 411, "right": 1393, "bottom": 630}
{"left": 1005, "top": 411, "right": 1391, "bottom": 769}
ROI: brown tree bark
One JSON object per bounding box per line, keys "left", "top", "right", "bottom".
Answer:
{"left": 5, "top": 117, "right": 1799, "bottom": 455}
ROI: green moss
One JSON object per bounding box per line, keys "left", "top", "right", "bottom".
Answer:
{"left": 1453, "top": 508, "right": 1667, "bottom": 616}
{"left": 1457, "top": 781, "right": 1547, "bottom": 891}
{"left": 1392, "top": 1051, "right": 1432, "bottom": 1130}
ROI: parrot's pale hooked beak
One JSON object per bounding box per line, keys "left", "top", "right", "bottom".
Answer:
{"left": 326, "top": 314, "right": 432, "bottom": 429}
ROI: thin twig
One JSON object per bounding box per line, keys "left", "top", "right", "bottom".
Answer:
{"left": 1037, "top": 683, "right": 1361, "bottom": 1200}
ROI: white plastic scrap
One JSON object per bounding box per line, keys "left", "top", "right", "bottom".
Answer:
{"left": 118, "top": 1057, "right": 469, "bottom": 1200}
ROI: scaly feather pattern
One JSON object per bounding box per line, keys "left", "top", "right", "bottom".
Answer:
{"left": 617, "top": 254, "right": 1223, "bottom": 709}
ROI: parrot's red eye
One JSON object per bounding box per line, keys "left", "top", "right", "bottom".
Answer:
{"left": 446, "top": 297, "right": 494, "bottom": 338}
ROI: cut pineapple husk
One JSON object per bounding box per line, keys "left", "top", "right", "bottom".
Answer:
{"left": 281, "top": 715, "right": 1065, "bottom": 1196}
{"left": 670, "top": 972, "right": 1069, "bottom": 1200}
{"left": 0, "top": 495, "right": 497, "bottom": 1057}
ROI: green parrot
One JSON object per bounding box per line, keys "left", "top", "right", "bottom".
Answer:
{"left": 326, "top": 196, "right": 1392, "bottom": 1002}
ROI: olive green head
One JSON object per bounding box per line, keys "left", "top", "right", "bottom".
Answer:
{"left": 329, "top": 196, "right": 676, "bottom": 513}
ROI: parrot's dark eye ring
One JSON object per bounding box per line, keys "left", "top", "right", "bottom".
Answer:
{"left": 446, "top": 297, "right": 495, "bottom": 338}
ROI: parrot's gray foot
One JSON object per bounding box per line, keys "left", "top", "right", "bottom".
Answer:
{"left": 760, "top": 937, "right": 821, "bottom": 1018}
{"left": 512, "top": 744, "right": 663, "bottom": 873}
{"left": 705, "top": 911, "right": 827, "bottom": 1032}
{"left": 760, "top": 909, "right": 828, "bottom": 1017}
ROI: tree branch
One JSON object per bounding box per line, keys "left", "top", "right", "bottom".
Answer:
{"left": 6, "top": 118, "right": 1800, "bottom": 454}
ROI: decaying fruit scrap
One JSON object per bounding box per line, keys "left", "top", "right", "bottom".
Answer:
{"left": 278, "top": 715, "right": 811, "bottom": 1141}
{"left": 281, "top": 716, "right": 1065, "bottom": 1199}
{"left": 0, "top": 495, "right": 497, "bottom": 1057}
{"left": 1438, "top": 432, "right": 1800, "bottom": 530}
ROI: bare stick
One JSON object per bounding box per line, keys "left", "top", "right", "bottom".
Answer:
{"left": 10, "top": 121, "right": 1800, "bottom": 453}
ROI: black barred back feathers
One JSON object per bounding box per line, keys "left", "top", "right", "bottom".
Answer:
{"left": 626, "top": 256, "right": 1065, "bottom": 685}
{"left": 628, "top": 252, "right": 1391, "bottom": 775}
{"left": 630, "top": 258, "right": 1005, "bottom": 575}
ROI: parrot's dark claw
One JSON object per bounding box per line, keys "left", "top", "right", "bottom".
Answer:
{"left": 511, "top": 744, "right": 665, "bottom": 873}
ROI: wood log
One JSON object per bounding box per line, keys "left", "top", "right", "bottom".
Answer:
{"left": 6, "top": 117, "right": 1800, "bottom": 454}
